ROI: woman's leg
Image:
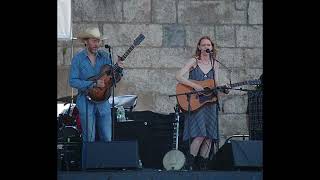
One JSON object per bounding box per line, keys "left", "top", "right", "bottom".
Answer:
{"left": 185, "top": 137, "right": 205, "bottom": 170}
{"left": 199, "top": 138, "right": 212, "bottom": 158}
{"left": 198, "top": 138, "right": 212, "bottom": 170}
{"left": 190, "top": 137, "right": 205, "bottom": 156}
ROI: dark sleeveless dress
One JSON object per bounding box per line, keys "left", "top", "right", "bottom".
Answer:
{"left": 183, "top": 63, "right": 219, "bottom": 143}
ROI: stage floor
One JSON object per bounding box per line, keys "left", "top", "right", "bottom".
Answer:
{"left": 58, "top": 169, "right": 262, "bottom": 180}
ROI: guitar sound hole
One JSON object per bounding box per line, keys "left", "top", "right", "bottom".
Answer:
{"left": 203, "top": 87, "right": 212, "bottom": 95}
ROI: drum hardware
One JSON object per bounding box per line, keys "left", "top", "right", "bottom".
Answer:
{"left": 57, "top": 102, "right": 78, "bottom": 126}
{"left": 60, "top": 114, "right": 77, "bottom": 127}
{"left": 57, "top": 95, "right": 77, "bottom": 105}
{"left": 57, "top": 103, "right": 82, "bottom": 170}
{"left": 162, "top": 104, "right": 186, "bottom": 171}
{"left": 57, "top": 126, "right": 82, "bottom": 143}
{"left": 57, "top": 102, "right": 82, "bottom": 142}
{"left": 109, "top": 95, "right": 138, "bottom": 112}
{"left": 57, "top": 142, "right": 82, "bottom": 171}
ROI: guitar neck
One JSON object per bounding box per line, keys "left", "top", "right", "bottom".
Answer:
{"left": 113, "top": 44, "right": 136, "bottom": 72}
{"left": 230, "top": 81, "right": 249, "bottom": 88}
{"left": 113, "top": 63, "right": 123, "bottom": 76}
{"left": 121, "top": 44, "right": 135, "bottom": 60}
{"left": 229, "top": 79, "right": 260, "bottom": 88}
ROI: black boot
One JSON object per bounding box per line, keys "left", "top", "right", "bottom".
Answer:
{"left": 184, "top": 154, "right": 195, "bottom": 170}
{"left": 199, "top": 156, "right": 209, "bottom": 171}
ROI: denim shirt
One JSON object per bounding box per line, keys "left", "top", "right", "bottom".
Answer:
{"left": 69, "top": 49, "right": 113, "bottom": 143}
{"left": 69, "top": 48, "right": 112, "bottom": 94}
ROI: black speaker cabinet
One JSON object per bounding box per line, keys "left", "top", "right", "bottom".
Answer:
{"left": 82, "top": 141, "right": 139, "bottom": 170}
{"left": 114, "top": 111, "right": 185, "bottom": 169}
{"left": 210, "top": 140, "right": 263, "bottom": 171}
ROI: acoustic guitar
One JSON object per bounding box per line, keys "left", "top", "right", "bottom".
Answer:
{"left": 86, "top": 34, "right": 145, "bottom": 103}
{"left": 176, "top": 79, "right": 261, "bottom": 112}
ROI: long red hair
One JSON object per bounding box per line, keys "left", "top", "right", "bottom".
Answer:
{"left": 194, "top": 36, "right": 217, "bottom": 60}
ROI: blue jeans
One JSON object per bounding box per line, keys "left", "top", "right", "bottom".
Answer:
{"left": 76, "top": 95, "right": 112, "bottom": 142}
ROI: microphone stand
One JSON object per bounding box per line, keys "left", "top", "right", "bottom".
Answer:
{"left": 186, "top": 93, "right": 191, "bottom": 167}
{"left": 207, "top": 49, "right": 234, "bottom": 154}
{"left": 214, "top": 57, "right": 232, "bottom": 85}
{"left": 105, "top": 45, "right": 116, "bottom": 141}
{"left": 209, "top": 52, "right": 221, "bottom": 154}
{"left": 206, "top": 50, "right": 232, "bottom": 158}
{"left": 206, "top": 49, "right": 232, "bottom": 86}
{"left": 83, "top": 82, "right": 94, "bottom": 170}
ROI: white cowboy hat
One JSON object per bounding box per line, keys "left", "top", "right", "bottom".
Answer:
{"left": 77, "top": 27, "right": 105, "bottom": 42}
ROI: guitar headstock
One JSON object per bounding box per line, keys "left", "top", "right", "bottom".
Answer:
{"left": 121, "top": 34, "right": 145, "bottom": 60}
{"left": 133, "top": 34, "right": 145, "bottom": 46}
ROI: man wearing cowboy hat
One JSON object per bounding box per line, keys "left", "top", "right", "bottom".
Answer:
{"left": 69, "top": 27, "right": 124, "bottom": 144}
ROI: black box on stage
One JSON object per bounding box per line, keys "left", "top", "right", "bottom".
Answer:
{"left": 83, "top": 141, "right": 139, "bottom": 169}
{"left": 210, "top": 140, "right": 262, "bottom": 171}
{"left": 114, "top": 111, "right": 185, "bottom": 169}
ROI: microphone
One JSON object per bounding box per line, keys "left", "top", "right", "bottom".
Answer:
{"left": 104, "top": 44, "right": 112, "bottom": 55}
{"left": 206, "top": 49, "right": 213, "bottom": 53}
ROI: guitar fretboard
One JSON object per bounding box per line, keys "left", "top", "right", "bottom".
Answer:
{"left": 229, "top": 79, "right": 260, "bottom": 88}
{"left": 122, "top": 45, "right": 135, "bottom": 60}
{"left": 230, "top": 81, "right": 250, "bottom": 88}
{"left": 113, "top": 44, "right": 136, "bottom": 72}
{"left": 113, "top": 34, "right": 144, "bottom": 73}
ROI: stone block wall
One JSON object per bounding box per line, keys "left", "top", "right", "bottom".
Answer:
{"left": 57, "top": 0, "right": 263, "bottom": 145}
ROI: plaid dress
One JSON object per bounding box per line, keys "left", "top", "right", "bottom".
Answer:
{"left": 183, "top": 65, "right": 219, "bottom": 143}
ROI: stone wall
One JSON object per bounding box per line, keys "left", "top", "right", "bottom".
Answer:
{"left": 57, "top": 0, "right": 263, "bottom": 145}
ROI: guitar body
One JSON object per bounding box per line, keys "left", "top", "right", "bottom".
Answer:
{"left": 85, "top": 34, "right": 145, "bottom": 103}
{"left": 86, "top": 64, "right": 121, "bottom": 103}
{"left": 176, "top": 79, "right": 217, "bottom": 112}
{"left": 176, "top": 78, "right": 261, "bottom": 112}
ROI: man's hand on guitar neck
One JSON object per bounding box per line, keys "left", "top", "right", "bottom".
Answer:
{"left": 116, "top": 56, "right": 124, "bottom": 68}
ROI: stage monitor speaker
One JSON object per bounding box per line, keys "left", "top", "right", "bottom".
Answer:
{"left": 210, "top": 140, "right": 262, "bottom": 171}
{"left": 83, "top": 141, "right": 140, "bottom": 170}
